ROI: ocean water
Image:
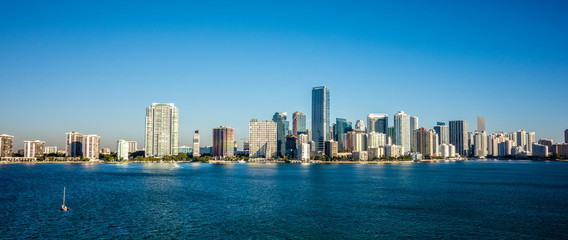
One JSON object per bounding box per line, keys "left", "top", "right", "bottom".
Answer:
{"left": 1, "top": 160, "right": 567, "bottom": 239}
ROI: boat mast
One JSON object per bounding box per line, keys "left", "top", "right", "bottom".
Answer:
{"left": 63, "top": 187, "right": 65, "bottom": 206}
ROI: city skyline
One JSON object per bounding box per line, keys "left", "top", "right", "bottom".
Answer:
{"left": 1, "top": 1, "right": 567, "bottom": 150}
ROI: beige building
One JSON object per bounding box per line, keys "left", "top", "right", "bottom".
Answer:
{"left": 413, "top": 128, "right": 435, "bottom": 157}
{"left": 83, "top": 135, "right": 100, "bottom": 160}
{"left": 325, "top": 140, "right": 338, "bottom": 157}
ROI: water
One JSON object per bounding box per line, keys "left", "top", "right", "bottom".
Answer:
{"left": 1, "top": 160, "right": 567, "bottom": 239}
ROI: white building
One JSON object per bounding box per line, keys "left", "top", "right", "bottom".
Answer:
{"left": 474, "top": 131, "right": 488, "bottom": 157}
{"left": 249, "top": 119, "right": 277, "bottom": 158}
{"left": 440, "top": 144, "right": 456, "bottom": 158}
{"left": 355, "top": 120, "right": 365, "bottom": 131}
{"left": 127, "top": 141, "right": 138, "bottom": 153}
{"left": 394, "top": 111, "right": 410, "bottom": 154}
{"left": 409, "top": 116, "right": 419, "bottom": 151}
{"left": 532, "top": 143, "right": 548, "bottom": 157}
{"left": 66, "top": 131, "right": 83, "bottom": 157}
{"left": 193, "top": 130, "right": 200, "bottom": 157}
{"left": 298, "top": 143, "right": 310, "bottom": 161}
{"left": 44, "top": 146, "right": 57, "bottom": 154}
{"left": 145, "top": 103, "right": 179, "bottom": 157}
{"left": 353, "top": 151, "right": 368, "bottom": 161}
{"left": 385, "top": 145, "right": 403, "bottom": 158}
{"left": 368, "top": 132, "right": 387, "bottom": 149}
{"left": 24, "top": 140, "right": 45, "bottom": 158}
{"left": 83, "top": 134, "right": 100, "bottom": 160}
{"left": 434, "top": 125, "right": 449, "bottom": 145}
{"left": 117, "top": 139, "right": 129, "bottom": 161}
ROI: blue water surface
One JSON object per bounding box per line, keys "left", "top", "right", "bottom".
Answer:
{"left": 1, "top": 160, "right": 567, "bottom": 239}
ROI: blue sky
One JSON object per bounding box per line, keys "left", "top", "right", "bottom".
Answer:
{"left": 1, "top": 1, "right": 567, "bottom": 150}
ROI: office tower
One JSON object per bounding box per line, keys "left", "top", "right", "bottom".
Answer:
{"left": 213, "top": 126, "right": 235, "bottom": 158}
{"left": 532, "top": 143, "right": 548, "bottom": 157}
{"left": 449, "top": 120, "right": 468, "bottom": 156}
{"left": 83, "top": 134, "right": 100, "bottom": 160}
{"left": 355, "top": 120, "right": 365, "bottom": 131}
{"left": 325, "top": 140, "right": 338, "bottom": 157}
{"left": 306, "top": 129, "right": 311, "bottom": 143}
{"left": 285, "top": 135, "right": 297, "bottom": 157}
{"left": 24, "top": 140, "right": 44, "bottom": 158}
{"left": 413, "top": 128, "right": 435, "bottom": 157}
{"left": 273, "top": 112, "right": 290, "bottom": 156}
{"left": 193, "top": 130, "right": 200, "bottom": 157}
{"left": 368, "top": 132, "right": 387, "bottom": 148}
{"left": 387, "top": 126, "right": 395, "bottom": 145}
{"left": 527, "top": 132, "right": 535, "bottom": 153}
{"left": 0, "top": 134, "right": 14, "bottom": 157}
{"left": 298, "top": 143, "right": 310, "bottom": 161}
{"left": 434, "top": 125, "right": 450, "bottom": 145}
{"left": 44, "top": 146, "right": 57, "bottom": 154}
{"left": 117, "top": 139, "right": 129, "bottom": 160}
{"left": 394, "top": 111, "right": 410, "bottom": 153}
{"left": 312, "top": 86, "right": 330, "bottom": 151}
{"left": 66, "top": 131, "right": 83, "bottom": 157}
{"left": 409, "top": 115, "right": 419, "bottom": 151}
{"left": 473, "top": 131, "right": 487, "bottom": 157}
{"left": 335, "top": 118, "right": 352, "bottom": 150}
{"left": 367, "top": 114, "right": 388, "bottom": 134}
{"left": 477, "top": 116, "right": 486, "bottom": 132}
{"left": 538, "top": 138, "right": 554, "bottom": 150}
{"left": 145, "top": 103, "right": 179, "bottom": 157}
{"left": 127, "top": 141, "right": 137, "bottom": 153}
{"left": 292, "top": 111, "right": 307, "bottom": 136}
{"left": 565, "top": 129, "right": 568, "bottom": 143}
{"left": 249, "top": 120, "right": 277, "bottom": 158}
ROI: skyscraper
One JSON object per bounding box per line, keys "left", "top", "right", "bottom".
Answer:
{"left": 434, "top": 125, "right": 449, "bottom": 145}
{"left": 449, "top": 120, "right": 469, "bottom": 156}
{"left": 387, "top": 126, "right": 395, "bottom": 145}
{"left": 565, "top": 129, "right": 568, "bottom": 143}
{"left": 0, "top": 134, "right": 13, "bottom": 157}
{"left": 213, "top": 126, "right": 235, "bottom": 158}
{"left": 24, "top": 140, "right": 44, "bottom": 158}
{"left": 66, "top": 131, "right": 83, "bottom": 157}
{"left": 127, "top": 141, "right": 137, "bottom": 153}
{"left": 83, "top": 134, "right": 100, "bottom": 160}
{"left": 474, "top": 131, "right": 488, "bottom": 157}
{"left": 413, "top": 128, "right": 435, "bottom": 157}
{"left": 117, "top": 139, "right": 129, "bottom": 160}
{"left": 273, "top": 112, "right": 290, "bottom": 156}
{"left": 249, "top": 119, "right": 277, "bottom": 158}
{"left": 355, "top": 120, "right": 365, "bottom": 131}
{"left": 312, "top": 86, "right": 330, "bottom": 151}
{"left": 477, "top": 116, "right": 486, "bottom": 132}
{"left": 409, "top": 116, "right": 419, "bottom": 151}
{"left": 292, "top": 111, "right": 307, "bottom": 136}
{"left": 193, "top": 130, "right": 200, "bottom": 157}
{"left": 367, "top": 114, "right": 388, "bottom": 134}
{"left": 145, "top": 103, "right": 179, "bottom": 157}
{"left": 394, "top": 111, "right": 410, "bottom": 153}
{"left": 335, "top": 118, "right": 352, "bottom": 149}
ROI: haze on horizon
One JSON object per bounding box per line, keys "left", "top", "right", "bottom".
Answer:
{"left": 1, "top": 1, "right": 567, "bottom": 151}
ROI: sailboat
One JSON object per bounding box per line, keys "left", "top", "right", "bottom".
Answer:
{"left": 60, "top": 187, "right": 70, "bottom": 211}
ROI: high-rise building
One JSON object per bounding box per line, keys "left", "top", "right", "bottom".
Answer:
{"left": 145, "top": 103, "right": 179, "bottom": 157}
{"left": 449, "top": 120, "right": 468, "bottom": 156}
{"left": 213, "top": 126, "right": 235, "bottom": 158}
{"left": 355, "top": 120, "right": 365, "bottom": 131}
{"left": 335, "top": 118, "right": 352, "bottom": 150}
{"left": 117, "top": 139, "right": 129, "bottom": 160}
{"left": 537, "top": 138, "right": 554, "bottom": 150}
{"left": 498, "top": 140, "right": 514, "bottom": 156}
{"left": 83, "top": 134, "right": 100, "bottom": 160}
{"left": 325, "top": 140, "right": 338, "bottom": 157}
{"left": 387, "top": 126, "right": 395, "bottom": 145}
{"left": 0, "top": 134, "right": 14, "bottom": 157}
{"left": 367, "top": 114, "right": 388, "bottom": 134}
{"left": 413, "top": 128, "right": 435, "bottom": 157}
{"left": 434, "top": 125, "right": 449, "bottom": 145}
{"left": 552, "top": 143, "right": 568, "bottom": 157}
{"left": 516, "top": 129, "right": 527, "bottom": 150}
{"left": 532, "top": 143, "right": 548, "bottom": 157}
{"left": 368, "top": 132, "right": 387, "bottom": 148}
{"left": 127, "top": 141, "right": 137, "bottom": 153}
{"left": 193, "top": 130, "right": 200, "bottom": 157}
{"left": 298, "top": 133, "right": 309, "bottom": 146}
{"left": 285, "top": 135, "right": 297, "bottom": 157}
{"left": 473, "top": 131, "right": 488, "bottom": 157}
{"left": 298, "top": 143, "right": 310, "bottom": 161}
{"left": 345, "top": 131, "right": 367, "bottom": 152}
{"left": 394, "top": 111, "right": 410, "bottom": 153}
{"left": 565, "top": 129, "right": 568, "bottom": 143}
{"left": 312, "top": 86, "right": 330, "bottom": 151}
{"left": 273, "top": 112, "right": 290, "bottom": 156}
{"left": 24, "top": 140, "right": 44, "bottom": 158}
{"left": 44, "top": 146, "right": 57, "bottom": 154}
{"left": 477, "top": 116, "right": 486, "bottom": 132}
{"left": 66, "top": 132, "right": 83, "bottom": 157}
{"left": 385, "top": 145, "right": 403, "bottom": 158}
{"left": 292, "top": 112, "right": 307, "bottom": 136}
{"left": 409, "top": 116, "right": 419, "bottom": 151}
{"left": 527, "top": 132, "right": 535, "bottom": 153}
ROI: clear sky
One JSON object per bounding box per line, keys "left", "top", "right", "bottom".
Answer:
{"left": 1, "top": 1, "right": 567, "bottom": 151}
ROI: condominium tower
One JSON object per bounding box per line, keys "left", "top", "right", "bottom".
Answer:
{"left": 193, "top": 130, "right": 200, "bottom": 157}
{"left": 117, "top": 139, "right": 129, "bottom": 160}
{"left": 249, "top": 119, "right": 277, "bottom": 158}
{"left": 24, "top": 140, "right": 45, "bottom": 158}
{"left": 83, "top": 134, "right": 100, "bottom": 160}
{"left": 213, "top": 126, "right": 235, "bottom": 158}
{"left": 312, "top": 86, "right": 330, "bottom": 151}
{"left": 449, "top": 120, "right": 469, "bottom": 156}
{"left": 292, "top": 111, "right": 307, "bottom": 136}
{"left": 394, "top": 111, "right": 410, "bottom": 153}
{"left": 367, "top": 114, "right": 388, "bottom": 134}
{"left": 145, "top": 103, "right": 179, "bottom": 157}
{"left": 0, "top": 134, "right": 14, "bottom": 157}
{"left": 66, "top": 131, "right": 83, "bottom": 157}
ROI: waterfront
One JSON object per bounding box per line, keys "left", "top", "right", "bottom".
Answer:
{"left": 1, "top": 160, "right": 567, "bottom": 239}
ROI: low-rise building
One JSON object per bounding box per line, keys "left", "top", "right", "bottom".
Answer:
{"left": 352, "top": 151, "right": 368, "bottom": 161}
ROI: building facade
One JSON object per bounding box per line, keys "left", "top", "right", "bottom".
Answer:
{"left": 312, "top": 86, "right": 330, "bottom": 151}
{"left": 213, "top": 126, "right": 235, "bottom": 158}
{"left": 0, "top": 134, "right": 14, "bottom": 157}
{"left": 193, "top": 130, "right": 200, "bottom": 157}
{"left": 24, "top": 140, "right": 44, "bottom": 158}
{"left": 366, "top": 114, "right": 388, "bottom": 134}
{"left": 145, "top": 103, "right": 179, "bottom": 157}
{"left": 325, "top": 140, "right": 338, "bottom": 158}
{"left": 394, "top": 111, "right": 410, "bottom": 153}
{"left": 409, "top": 115, "right": 419, "bottom": 151}
{"left": 335, "top": 118, "right": 352, "bottom": 150}
{"left": 292, "top": 111, "right": 307, "bottom": 136}
{"left": 66, "top": 131, "right": 83, "bottom": 157}
{"left": 83, "top": 134, "right": 100, "bottom": 160}
{"left": 249, "top": 119, "right": 277, "bottom": 158}
{"left": 413, "top": 128, "right": 435, "bottom": 157}
{"left": 434, "top": 125, "right": 449, "bottom": 145}
{"left": 273, "top": 112, "right": 290, "bottom": 157}
{"left": 117, "top": 139, "right": 129, "bottom": 160}
{"left": 449, "top": 120, "right": 468, "bottom": 156}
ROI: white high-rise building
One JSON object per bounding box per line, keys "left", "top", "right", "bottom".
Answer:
{"left": 127, "top": 141, "right": 137, "bottom": 153}
{"left": 440, "top": 144, "right": 456, "bottom": 158}
{"left": 368, "top": 132, "right": 387, "bottom": 148}
{"left": 83, "top": 134, "right": 100, "bottom": 160}
{"left": 249, "top": 119, "right": 277, "bottom": 158}
{"left": 516, "top": 129, "right": 527, "bottom": 149}
{"left": 0, "top": 134, "right": 14, "bottom": 157}
{"left": 366, "top": 114, "right": 388, "bottom": 134}
{"left": 298, "top": 143, "right": 310, "bottom": 161}
{"left": 409, "top": 116, "right": 419, "bottom": 151}
{"left": 394, "top": 111, "right": 410, "bottom": 154}
{"left": 193, "top": 130, "right": 200, "bottom": 157}
{"left": 145, "top": 103, "right": 179, "bottom": 157}
{"left": 474, "top": 131, "right": 487, "bottom": 157}
{"left": 44, "top": 146, "right": 57, "bottom": 154}
{"left": 527, "top": 132, "right": 535, "bottom": 153}
{"left": 355, "top": 120, "right": 366, "bottom": 131}
{"left": 117, "top": 139, "right": 129, "bottom": 161}
{"left": 434, "top": 125, "right": 449, "bottom": 145}
{"left": 24, "top": 140, "right": 45, "bottom": 158}
{"left": 66, "top": 131, "right": 83, "bottom": 157}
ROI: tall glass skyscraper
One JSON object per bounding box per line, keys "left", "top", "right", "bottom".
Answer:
{"left": 292, "top": 111, "right": 307, "bottom": 136}
{"left": 367, "top": 114, "right": 388, "bottom": 134}
{"left": 410, "top": 116, "right": 419, "bottom": 151}
{"left": 335, "top": 118, "right": 353, "bottom": 150}
{"left": 273, "top": 112, "right": 290, "bottom": 157}
{"left": 449, "top": 120, "right": 468, "bottom": 156}
{"left": 145, "top": 103, "right": 179, "bottom": 157}
{"left": 312, "top": 86, "right": 330, "bottom": 151}
{"left": 394, "top": 111, "right": 410, "bottom": 153}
